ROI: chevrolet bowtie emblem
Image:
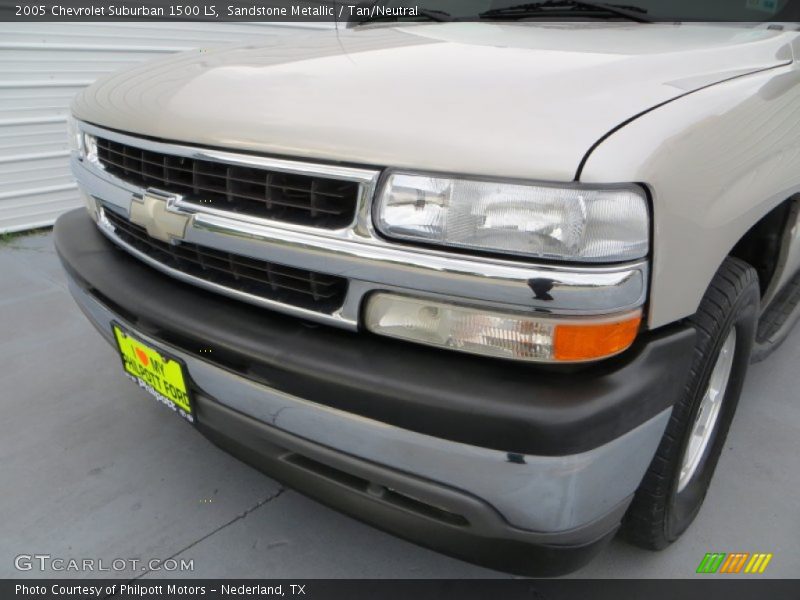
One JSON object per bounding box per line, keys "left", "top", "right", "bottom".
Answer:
{"left": 129, "top": 191, "right": 192, "bottom": 243}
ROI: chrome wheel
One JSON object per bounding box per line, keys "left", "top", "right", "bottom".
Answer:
{"left": 677, "top": 328, "right": 737, "bottom": 493}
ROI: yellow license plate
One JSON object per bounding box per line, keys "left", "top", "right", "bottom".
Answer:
{"left": 112, "top": 323, "right": 193, "bottom": 423}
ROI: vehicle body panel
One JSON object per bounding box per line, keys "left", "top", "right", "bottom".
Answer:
{"left": 72, "top": 23, "right": 793, "bottom": 184}
{"left": 581, "top": 61, "right": 800, "bottom": 327}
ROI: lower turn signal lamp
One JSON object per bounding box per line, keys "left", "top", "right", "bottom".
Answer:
{"left": 365, "top": 293, "right": 642, "bottom": 363}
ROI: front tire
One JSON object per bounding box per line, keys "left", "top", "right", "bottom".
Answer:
{"left": 622, "top": 256, "right": 759, "bottom": 550}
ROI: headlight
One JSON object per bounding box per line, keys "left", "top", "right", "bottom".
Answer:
{"left": 83, "top": 132, "right": 98, "bottom": 163}
{"left": 66, "top": 114, "right": 83, "bottom": 157}
{"left": 375, "top": 173, "right": 649, "bottom": 262}
{"left": 365, "top": 293, "right": 642, "bottom": 363}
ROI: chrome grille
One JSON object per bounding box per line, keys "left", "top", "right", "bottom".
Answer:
{"left": 95, "top": 137, "right": 360, "bottom": 229}
{"left": 103, "top": 209, "right": 347, "bottom": 313}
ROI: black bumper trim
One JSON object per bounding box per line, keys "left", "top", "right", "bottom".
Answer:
{"left": 55, "top": 209, "right": 695, "bottom": 456}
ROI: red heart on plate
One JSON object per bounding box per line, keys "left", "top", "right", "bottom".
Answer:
{"left": 134, "top": 347, "right": 150, "bottom": 367}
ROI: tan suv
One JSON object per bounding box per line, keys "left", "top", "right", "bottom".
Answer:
{"left": 56, "top": 7, "right": 800, "bottom": 575}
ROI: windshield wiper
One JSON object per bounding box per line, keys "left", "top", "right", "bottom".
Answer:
{"left": 356, "top": 6, "right": 454, "bottom": 25}
{"left": 479, "top": 1, "right": 652, "bottom": 23}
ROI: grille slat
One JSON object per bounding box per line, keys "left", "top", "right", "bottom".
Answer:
{"left": 101, "top": 146, "right": 351, "bottom": 198}
{"left": 104, "top": 209, "right": 347, "bottom": 313}
{"left": 97, "top": 154, "right": 350, "bottom": 216}
{"left": 96, "top": 137, "right": 360, "bottom": 228}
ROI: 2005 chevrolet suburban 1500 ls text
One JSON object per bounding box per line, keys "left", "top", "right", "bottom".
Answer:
{"left": 55, "top": 8, "right": 800, "bottom": 576}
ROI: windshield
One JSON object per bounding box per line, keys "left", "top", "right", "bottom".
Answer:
{"left": 368, "top": 0, "right": 799, "bottom": 21}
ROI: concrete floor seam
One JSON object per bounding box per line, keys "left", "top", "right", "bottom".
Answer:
{"left": 128, "top": 487, "right": 287, "bottom": 584}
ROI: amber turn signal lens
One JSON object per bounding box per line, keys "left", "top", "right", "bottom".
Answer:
{"left": 553, "top": 313, "right": 642, "bottom": 362}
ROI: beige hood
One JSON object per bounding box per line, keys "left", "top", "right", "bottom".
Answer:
{"left": 73, "top": 22, "right": 795, "bottom": 181}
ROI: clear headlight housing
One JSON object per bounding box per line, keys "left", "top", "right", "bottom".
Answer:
{"left": 83, "top": 132, "right": 98, "bottom": 163}
{"left": 67, "top": 115, "right": 97, "bottom": 164}
{"left": 374, "top": 172, "right": 649, "bottom": 263}
{"left": 66, "top": 114, "right": 83, "bottom": 157}
{"left": 68, "top": 117, "right": 100, "bottom": 218}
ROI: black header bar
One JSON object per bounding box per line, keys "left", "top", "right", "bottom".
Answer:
{"left": 4, "top": 579, "right": 800, "bottom": 600}
{"left": 2, "top": 0, "right": 800, "bottom": 22}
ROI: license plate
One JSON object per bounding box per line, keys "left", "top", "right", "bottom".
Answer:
{"left": 112, "top": 323, "right": 194, "bottom": 423}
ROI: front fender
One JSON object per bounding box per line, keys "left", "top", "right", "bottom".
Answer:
{"left": 580, "top": 62, "right": 800, "bottom": 329}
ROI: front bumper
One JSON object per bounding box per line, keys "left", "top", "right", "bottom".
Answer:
{"left": 55, "top": 209, "right": 695, "bottom": 576}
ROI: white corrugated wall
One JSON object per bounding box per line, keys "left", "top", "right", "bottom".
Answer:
{"left": 0, "top": 22, "right": 331, "bottom": 233}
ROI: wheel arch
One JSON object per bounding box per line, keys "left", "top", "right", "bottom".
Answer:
{"left": 729, "top": 195, "right": 800, "bottom": 306}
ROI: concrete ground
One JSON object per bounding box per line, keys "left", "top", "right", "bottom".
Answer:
{"left": 1, "top": 230, "right": 798, "bottom": 579}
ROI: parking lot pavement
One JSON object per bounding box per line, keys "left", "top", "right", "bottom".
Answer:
{"left": 1, "top": 230, "right": 798, "bottom": 579}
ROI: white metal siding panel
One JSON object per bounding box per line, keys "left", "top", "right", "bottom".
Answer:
{"left": 0, "top": 22, "right": 331, "bottom": 233}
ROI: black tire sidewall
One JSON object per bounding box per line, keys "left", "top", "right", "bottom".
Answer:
{"left": 665, "top": 276, "right": 759, "bottom": 541}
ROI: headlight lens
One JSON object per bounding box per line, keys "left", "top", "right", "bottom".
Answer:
{"left": 83, "top": 132, "right": 98, "bottom": 163}
{"left": 375, "top": 173, "right": 649, "bottom": 262}
{"left": 66, "top": 114, "right": 83, "bottom": 157}
{"left": 365, "top": 293, "right": 642, "bottom": 363}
